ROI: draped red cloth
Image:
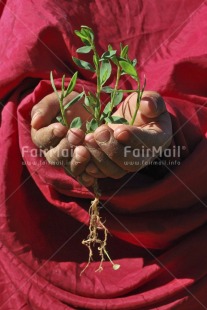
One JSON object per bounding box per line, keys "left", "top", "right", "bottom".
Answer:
{"left": 1, "top": 0, "right": 207, "bottom": 309}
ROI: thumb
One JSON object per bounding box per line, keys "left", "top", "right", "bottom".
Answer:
{"left": 114, "top": 91, "right": 167, "bottom": 128}
{"left": 139, "top": 91, "right": 167, "bottom": 119}
{"left": 31, "top": 92, "right": 60, "bottom": 129}
{"left": 31, "top": 91, "right": 81, "bottom": 130}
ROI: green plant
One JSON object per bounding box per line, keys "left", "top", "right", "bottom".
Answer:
{"left": 50, "top": 25, "right": 146, "bottom": 274}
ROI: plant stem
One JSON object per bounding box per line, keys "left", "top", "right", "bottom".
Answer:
{"left": 114, "top": 89, "right": 136, "bottom": 93}
{"left": 109, "top": 65, "right": 121, "bottom": 115}
{"left": 60, "top": 94, "right": 69, "bottom": 127}
{"left": 93, "top": 179, "right": 101, "bottom": 198}
{"left": 92, "top": 45, "right": 102, "bottom": 125}
{"left": 130, "top": 78, "right": 141, "bottom": 125}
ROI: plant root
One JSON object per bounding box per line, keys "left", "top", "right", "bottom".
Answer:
{"left": 80, "top": 193, "right": 120, "bottom": 275}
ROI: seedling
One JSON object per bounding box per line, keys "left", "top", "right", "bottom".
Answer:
{"left": 50, "top": 25, "right": 146, "bottom": 274}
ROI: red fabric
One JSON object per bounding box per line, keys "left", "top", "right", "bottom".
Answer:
{"left": 0, "top": 0, "right": 207, "bottom": 309}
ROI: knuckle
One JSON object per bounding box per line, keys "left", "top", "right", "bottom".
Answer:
{"left": 44, "top": 140, "right": 71, "bottom": 166}
{"left": 44, "top": 150, "right": 60, "bottom": 165}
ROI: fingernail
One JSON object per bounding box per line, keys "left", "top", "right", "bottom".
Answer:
{"left": 95, "top": 129, "right": 110, "bottom": 143}
{"left": 114, "top": 129, "right": 130, "bottom": 140}
{"left": 31, "top": 111, "right": 41, "bottom": 125}
{"left": 31, "top": 111, "right": 41, "bottom": 120}
{"left": 142, "top": 96, "right": 157, "bottom": 110}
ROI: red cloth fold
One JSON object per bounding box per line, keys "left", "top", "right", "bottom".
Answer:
{"left": 1, "top": 0, "right": 207, "bottom": 309}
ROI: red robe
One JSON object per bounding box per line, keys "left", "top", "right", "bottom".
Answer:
{"left": 1, "top": 0, "right": 207, "bottom": 309}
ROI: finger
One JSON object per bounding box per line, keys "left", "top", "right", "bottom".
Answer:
{"left": 115, "top": 91, "right": 167, "bottom": 127}
{"left": 93, "top": 125, "right": 141, "bottom": 172}
{"left": 31, "top": 91, "right": 82, "bottom": 130}
{"left": 31, "top": 93, "right": 60, "bottom": 129}
{"left": 114, "top": 91, "right": 172, "bottom": 149}
{"left": 66, "top": 145, "right": 91, "bottom": 176}
{"left": 77, "top": 173, "right": 96, "bottom": 188}
{"left": 85, "top": 162, "right": 106, "bottom": 178}
{"left": 85, "top": 133, "right": 127, "bottom": 178}
{"left": 114, "top": 124, "right": 171, "bottom": 150}
{"left": 31, "top": 123, "right": 67, "bottom": 149}
{"left": 63, "top": 165, "right": 96, "bottom": 187}
{"left": 94, "top": 125, "right": 168, "bottom": 172}
{"left": 139, "top": 91, "right": 167, "bottom": 118}
{"left": 67, "top": 128, "right": 85, "bottom": 146}
{"left": 44, "top": 137, "right": 72, "bottom": 165}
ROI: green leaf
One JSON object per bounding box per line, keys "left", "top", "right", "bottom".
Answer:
{"left": 100, "top": 50, "right": 116, "bottom": 60}
{"left": 113, "top": 91, "right": 123, "bottom": 106}
{"left": 117, "top": 56, "right": 127, "bottom": 62}
{"left": 101, "top": 93, "right": 123, "bottom": 121}
{"left": 74, "top": 30, "right": 91, "bottom": 46}
{"left": 75, "top": 26, "right": 94, "bottom": 45}
{"left": 106, "top": 45, "right": 119, "bottom": 65}
{"left": 108, "top": 44, "right": 113, "bottom": 51}
{"left": 65, "top": 72, "right": 78, "bottom": 97}
{"left": 100, "top": 102, "right": 111, "bottom": 121}
{"left": 87, "top": 92, "right": 98, "bottom": 107}
{"left": 111, "top": 56, "right": 119, "bottom": 66}
{"left": 56, "top": 115, "right": 64, "bottom": 126}
{"left": 120, "top": 44, "right": 129, "bottom": 58}
{"left": 102, "top": 102, "right": 111, "bottom": 115}
{"left": 50, "top": 71, "right": 60, "bottom": 100}
{"left": 105, "top": 116, "right": 128, "bottom": 124}
{"left": 80, "top": 25, "right": 94, "bottom": 41}
{"left": 81, "top": 25, "right": 93, "bottom": 31}
{"left": 141, "top": 74, "right": 146, "bottom": 93}
{"left": 119, "top": 60, "right": 137, "bottom": 79}
{"left": 102, "top": 86, "right": 114, "bottom": 93}
{"left": 82, "top": 104, "right": 93, "bottom": 115}
{"left": 72, "top": 57, "right": 95, "bottom": 72}
{"left": 94, "top": 106, "right": 100, "bottom": 119}
{"left": 70, "top": 117, "right": 82, "bottom": 129}
{"left": 60, "top": 75, "right": 65, "bottom": 101}
{"left": 84, "top": 95, "right": 90, "bottom": 106}
{"left": 100, "top": 60, "right": 112, "bottom": 86}
{"left": 61, "top": 74, "right": 65, "bottom": 92}
{"left": 76, "top": 46, "right": 92, "bottom": 53}
{"left": 64, "top": 92, "right": 85, "bottom": 110}
{"left": 86, "top": 119, "right": 99, "bottom": 133}
{"left": 83, "top": 94, "right": 96, "bottom": 113}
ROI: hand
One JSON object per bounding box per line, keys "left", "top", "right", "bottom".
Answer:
{"left": 69, "top": 91, "right": 172, "bottom": 186}
{"left": 31, "top": 91, "right": 172, "bottom": 188}
{"left": 31, "top": 91, "right": 92, "bottom": 179}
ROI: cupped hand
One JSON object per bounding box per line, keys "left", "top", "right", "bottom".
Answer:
{"left": 31, "top": 91, "right": 95, "bottom": 185}
{"left": 31, "top": 90, "right": 172, "bottom": 188}
{"left": 71, "top": 91, "right": 172, "bottom": 186}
